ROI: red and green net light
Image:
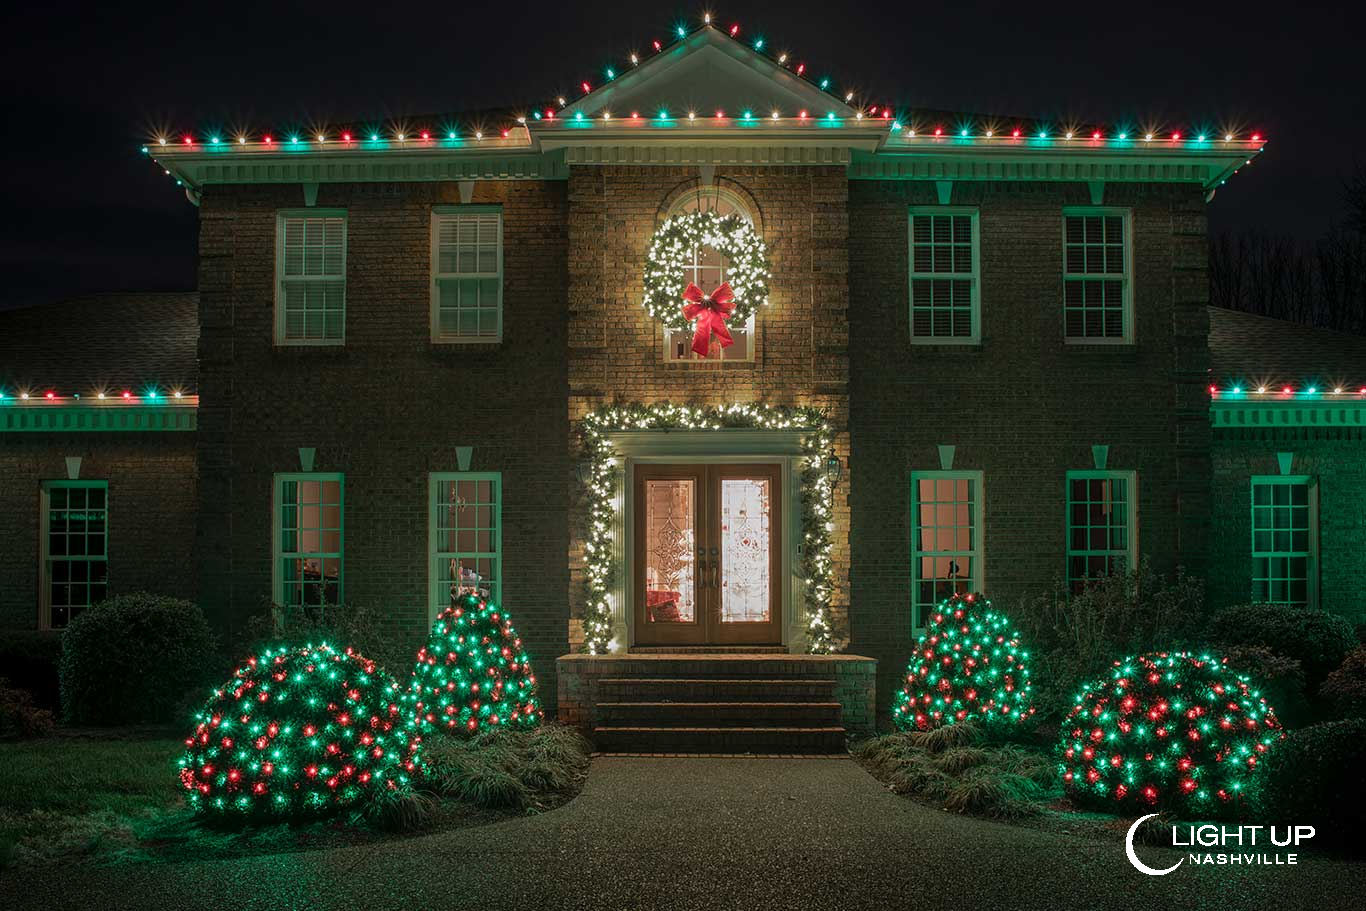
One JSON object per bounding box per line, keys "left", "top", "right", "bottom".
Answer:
{"left": 178, "top": 643, "right": 420, "bottom": 817}
{"left": 894, "top": 593, "right": 1036, "bottom": 731}
{"left": 1058, "top": 651, "right": 1284, "bottom": 812}
{"left": 409, "top": 592, "right": 543, "bottom": 735}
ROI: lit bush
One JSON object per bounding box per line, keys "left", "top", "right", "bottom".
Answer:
{"left": 178, "top": 643, "right": 420, "bottom": 818}
{"left": 409, "top": 593, "right": 542, "bottom": 736}
{"left": 1058, "top": 651, "right": 1283, "bottom": 815}
{"left": 894, "top": 593, "right": 1035, "bottom": 731}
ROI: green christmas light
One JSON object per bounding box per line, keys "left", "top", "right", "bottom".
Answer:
{"left": 408, "top": 592, "right": 542, "bottom": 736}
{"left": 1058, "top": 652, "right": 1284, "bottom": 813}
{"left": 178, "top": 643, "right": 419, "bottom": 818}
{"left": 893, "top": 593, "right": 1035, "bottom": 730}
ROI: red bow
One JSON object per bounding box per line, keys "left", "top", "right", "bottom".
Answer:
{"left": 680, "top": 282, "right": 736, "bottom": 357}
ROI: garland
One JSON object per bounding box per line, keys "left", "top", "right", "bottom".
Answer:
{"left": 579, "top": 403, "right": 835, "bottom": 654}
{"left": 642, "top": 210, "right": 771, "bottom": 330}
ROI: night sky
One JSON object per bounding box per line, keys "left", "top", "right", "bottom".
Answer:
{"left": 2, "top": 0, "right": 1360, "bottom": 310}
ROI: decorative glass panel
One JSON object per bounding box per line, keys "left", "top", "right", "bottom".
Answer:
{"left": 719, "top": 478, "right": 772, "bottom": 623}
{"left": 643, "top": 479, "right": 696, "bottom": 623}
{"left": 43, "top": 482, "right": 108, "bottom": 627}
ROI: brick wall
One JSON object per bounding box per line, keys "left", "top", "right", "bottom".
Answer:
{"left": 0, "top": 435, "right": 197, "bottom": 628}
{"left": 565, "top": 165, "right": 851, "bottom": 648}
{"left": 1210, "top": 429, "right": 1366, "bottom": 624}
{"left": 847, "top": 180, "right": 1212, "bottom": 716}
{"left": 196, "top": 179, "right": 570, "bottom": 696}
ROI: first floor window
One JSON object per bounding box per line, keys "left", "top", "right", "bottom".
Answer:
{"left": 275, "top": 474, "right": 344, "bottom": 606}
{"left": 1063, "top": 208, "right": 1131, "bottom": 342}
{"left": 40, "top": 481, "right": 108, "bottom": 628}
{"left": 911, "top": 471, "right": 982, "bottom": 629}
{"left": 432, "top": 207, "right": 503, "bottom": 342}
{"left": 430, "top": 472, "right": 501, "bottom": 617}
{"left": 1066, "top": 471, "right": 1136, "bottom": 591}
{"left": 1251, "top": 476, "right": 1317, "bottom": 607}
{"left": 908, "top": 208, "right": 980, "bottom": 343}
{"left": 276, "top": 210, "right": 347, "bottom": 345}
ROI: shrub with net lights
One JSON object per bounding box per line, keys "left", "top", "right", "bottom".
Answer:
{"left": 178, "top": 642, "right": 420, "bottom": 818}
{"left": 1058, "top": 651, "right": 1284, "bottom": 814}
{"left": 409, "top": 592, "right": 542, "bottom": 736}
{"left": 893, "top": 592, "right": 1035, "bottom": 731}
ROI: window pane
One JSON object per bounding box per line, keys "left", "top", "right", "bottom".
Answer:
{"left": 910, "top": 213, "right": 977, "bottom": 341}
{"left": 42, "top": 482, "right": 108, "bottom": 628}
{"left": 432, "top": 475, "right": 501, "bottom": 612}
{"left": 1250, "top": 480, "right": 1313, "bottom": 607}
{"left": 911, "top": 474, "right": 979, "bottom": 628}
{"left": 1067, "top": 474, "right": 1131, "bottom": 592}
{"left": 278, "top": 476, "right": 343, "bottom": 606}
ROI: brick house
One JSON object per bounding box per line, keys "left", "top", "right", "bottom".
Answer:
{"left": 3, "top": 25, "right": 1362, "bottom": 745}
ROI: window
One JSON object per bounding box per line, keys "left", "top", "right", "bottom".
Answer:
{"left": 432, "top": 207, "right": 503, "bottom": 342}
{"left": 1251, "top": 477, "right": 1317, "bottom": 607}
{"left": 274, "top": 474, "right": 343, "bottom": 606}
{"left": 911, "top": 472, "right": 983, "bottom": 629}
{"left": 430, "top": 473, "right": 501, "bottom": 617}
{"left": 908, "top": 208, "right": 980, "bottom": 343}
{"left": 40, "top": 481, "right": 108, "bottom": 628}
{"left": 664, "top": 187, "right": 756, "bottom": 361}
{"left": 276, "top": 211, "right": 347, "bottom": 345}
{"left": 1063, "top": 208, "right": 1131, "bottom": 342}
{"left": 1066, "top": 471, "right": 1136, "bottom": 591}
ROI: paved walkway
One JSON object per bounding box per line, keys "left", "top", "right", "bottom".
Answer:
{"left": 6, "top": 757, "right": 1363, "bottom": 910}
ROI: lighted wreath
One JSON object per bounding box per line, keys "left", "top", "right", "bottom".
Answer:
{"left": 642, "top": 209, "right": 771, "bottom": 356}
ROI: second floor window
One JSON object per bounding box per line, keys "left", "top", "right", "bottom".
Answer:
{"left": 432, "top": 208, "right": 503, "bottom": 342}
{"left": 1063, "top": 209, "right": 1131, "bottom": 343}
{"left": 909, "top": 209, "right": 980, "bottom": 343}
{"left": 664, "top": 187, "right": 756, "bottom": 361}
{"left": 276, "top": 211, "right": 347, "bottom": 345}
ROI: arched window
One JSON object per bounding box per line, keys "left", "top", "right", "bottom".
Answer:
{"left": 663, "top": 186, "right": 757, "bottom": 362}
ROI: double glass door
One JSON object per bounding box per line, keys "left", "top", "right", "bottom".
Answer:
{"left": 633, "top": 463, "right": 782, "bottom": 646}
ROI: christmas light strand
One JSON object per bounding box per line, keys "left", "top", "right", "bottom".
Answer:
{"left": 0, "top": 387, "right": 192, "bottom": 403}
{"left": 578, "top": 402, "right": 836, "bottom": 655}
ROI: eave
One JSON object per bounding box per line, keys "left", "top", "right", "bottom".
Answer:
{"left": 0, "top": 398, "right": 199, "bottom": 433}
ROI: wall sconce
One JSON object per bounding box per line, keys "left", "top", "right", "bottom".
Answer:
{"left": 824, "top": 448, "right": 843, "bottom": 490}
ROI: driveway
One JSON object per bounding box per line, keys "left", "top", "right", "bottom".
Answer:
{"left": 5, "top": 756, "right": 1362, "bottom": 910}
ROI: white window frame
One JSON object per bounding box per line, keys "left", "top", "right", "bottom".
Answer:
{"left": 274, "top": 209, "right": 348, "bottom": 346}
{"left": 272, "top": 473, "right": 345, "bottom": 607}
{"left": 38, "top": 480, "right": 109, "bottom": 629}
{"left": 1065, "top": 469, "right": 1138, "bottom": 588}
{"left": 907, "top": 207, "right": 981, "bottom": 344}
{"left": 662, "top": 186, "right": 757, "bottom": 363}
{"left": 1062, "top": 206, "right": 1133, "bottom": 344}
{"left": 428, "top": 472, "right": 503, "bottom": 620}
{"left": 1250, "top": 475, "right": 1319, "bottom": 608}
{"left": 430, "top": 206, "right": 503, "bottom": 343}
{"left": 910, "top": 470, "right": 984, "bottom": 631}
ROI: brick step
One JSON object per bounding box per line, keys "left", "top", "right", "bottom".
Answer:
{"left": 593, "top": 725, "right": 847, "bottom": 754}
{"left": 597, "top": 678, "right": 838, "bottom": 702}
{"left": 629, "top": 646, "right": 788, "bottom": 654}
{"left": 597, "top": 701, "right": 843, "bottom": 727}
{"left": 585, "top": 657, "right": 852, "bottom": 679}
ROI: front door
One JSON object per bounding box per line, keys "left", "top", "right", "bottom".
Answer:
{"left": 633, "top": 463, "right": 783, "bottom": 646}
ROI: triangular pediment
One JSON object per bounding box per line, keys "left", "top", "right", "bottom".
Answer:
{"left": 561, "top": 26, "right": 859, "bottom": 120}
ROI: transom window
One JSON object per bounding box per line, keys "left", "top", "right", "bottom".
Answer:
{"left": 911, "top": 472, "right": 982, "bottom": 629}
{"left": 664, "top": 187, "right": 756, "bottom": 362}
{"left": 276, "top": 211, "right": 346, "bottom": 345}
{"left": 908, "top": 208, "right": 980, "bottom": 343}
{"left": 430, "top": 473, "right": 501, "bottom": 616}
{"left": 432, "top": 207, "right": 503, "bottom": 342}
{"left": 1063, "top": 208, "right": 1131, "bottom": 342}
{"left": 1066, "top": 471, "right": 1136, "bottom": 590}
{"left": 40, "top": 481, "right": 108, "bottom": 628}
{"left": 1251, "top": 477, "right": 1317, "bottom": 607}
{"left": 275, "top": 474, "right": 343, "bottom": 607}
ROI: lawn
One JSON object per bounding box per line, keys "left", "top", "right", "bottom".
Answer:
{"left": 0, "top": 724, "right": 591, "bottom": 869}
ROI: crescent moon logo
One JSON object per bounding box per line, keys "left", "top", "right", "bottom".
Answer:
{"left": 1126, "top": 814, "right": 1184, "bottom": 876}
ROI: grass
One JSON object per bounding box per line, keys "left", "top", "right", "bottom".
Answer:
{"left": 854, "top": 722, "right": 1061, "bottom": 820}
{"left": 0, "top": 723, "right": 592, "bottom": 869}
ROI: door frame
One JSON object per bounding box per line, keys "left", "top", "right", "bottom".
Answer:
{"left": 606, "top": 429, "right": 806, "bottom": 652}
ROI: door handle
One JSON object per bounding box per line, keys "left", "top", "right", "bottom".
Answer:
{"left": 697, "top": 549, "right": 708, "bottom": 588}
{"left": 711, "top": 561, "right": 719, "bottom": 590}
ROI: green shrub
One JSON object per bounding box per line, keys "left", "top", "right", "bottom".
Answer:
{"left": 60, "top": 593, "right": 216, "bottom": 725}
{"left": 1014, "top": 561, "right": 1205, "bottom": 719}
{"left": 1206, "top": 603, "right": 1356, "bottom": 686}
{"left": 420, "top": 724, "right": 590, "bottom": 810}
{"left": 1259, "top": 717, "right": 1366, "bottom": 855}
{"left": 243, "top": 598, "right": 411, "bottom": 673}
{"left": 0, "top": 630, "right": 63, "bottom": 711}
{"left": 1320, "top": 646, "right": 1366, "bottom": 718}
{"left": 0, "top": 678, "right": 56, "bottom": 739}
{"left": 1220, "top": 645, "right": 1309, "bottom": 727}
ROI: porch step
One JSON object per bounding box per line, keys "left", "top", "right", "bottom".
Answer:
{"left": 597, "top": 677, "right": 838, "bottom": 702}
{"left": 597, "top": 701, "right": 843, "bottom": 727}
{"left": 592, "top": 726, "right": 847, "bottom": 754}
{"left": 630, "top": 645, "right": 788, "bottom": 654}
